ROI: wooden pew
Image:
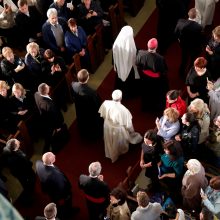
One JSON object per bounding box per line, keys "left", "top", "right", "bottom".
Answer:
{"left": 0, "top": 120, "right": 33, "bottom": 158}
{"left": 72, "top": 53, "right": 81, "bottom": 73}
{"left": 109, "top": 0, "right": 125, "bottom": 41}
{"left": 87, "top": 33, "right": 99, "bottom": 73}
{"left": 95, "top": 24, "right": 105, "bottom": 65}
{"left": 65, "top": 60, "right": 80, "bottom": 103}
{"left": 127, "top": 0, "right": 145, "bottom": 17}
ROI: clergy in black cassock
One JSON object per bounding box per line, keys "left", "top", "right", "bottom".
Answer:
{"left": 71, "top": 69, "right": 103, "bottom": 139}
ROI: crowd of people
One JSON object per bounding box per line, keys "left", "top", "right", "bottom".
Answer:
{"left": 0, "top": 0, "right": 220, "bottom": 219}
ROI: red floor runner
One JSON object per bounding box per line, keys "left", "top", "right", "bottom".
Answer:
{"left": 15, "top": 3, "right": 220, "bottom": 219}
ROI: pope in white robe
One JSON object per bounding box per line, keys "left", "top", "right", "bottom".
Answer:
{"left": 99, "top": 90, "right": 142, "bottom": 163}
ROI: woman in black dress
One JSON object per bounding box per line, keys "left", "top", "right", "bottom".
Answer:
{"left": 186, "top": 57, "right": 211, "bottom": 104}
{"left": 140, "top": 129, "right": 164, "bottom": 190}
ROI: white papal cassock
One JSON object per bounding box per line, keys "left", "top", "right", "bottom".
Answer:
{"left": 99, "top": 100, "right": 142, "bottom": 163}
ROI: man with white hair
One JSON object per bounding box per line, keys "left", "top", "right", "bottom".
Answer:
{"left": 35, "top": 202, "right": 59, "bottom": 220}
{"left": 99, "top": 89, "right": 142, "bottom": 162}
{"left": 136, "top": 38, "right": 169, "bottom": 112}
{"left": 42, "top": 8, "right": 67, "bottom": 55}
{"left": 79, "top": 161, "right": 110, "bottom": 220}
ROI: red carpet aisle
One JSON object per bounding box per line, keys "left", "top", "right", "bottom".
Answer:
{"left": 15, "top": 3, "right": 220, "bottom": 219}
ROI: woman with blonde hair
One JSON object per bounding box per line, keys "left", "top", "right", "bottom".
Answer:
{"left": 156, "top": 107, "right": 180, "bottom": 141}
{"left": 206, "top": 25, "right": 220, "bottom": 80}
{"left": 10, "top": 83, "right": 34, "bottom": 121}
{"left": 188, "top": 98, "right": 210, "bottom": 144}
{"left": 25, "top": 42, "right": 45, "bottom": 85}
{"left": 182, "top": 159, "right": 208, "bottom": 212}
{"left": 1, "top": 46, "right": 33, "bottom": 90}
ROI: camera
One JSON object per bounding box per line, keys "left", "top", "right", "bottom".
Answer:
{"left": 89, "top": 10, "right": 93, "bottom": 14}
{"left": 18, "top": 59, "right": 23, "bottom": 65}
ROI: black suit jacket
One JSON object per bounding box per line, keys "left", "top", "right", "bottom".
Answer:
{"left": 15, "top": 6, "right": 43, "bottom": 44}
{"left": 34, "top": 92, "right": 64, "bottom": 130}
{"left": 36, "top": 160, "right": 71, "bottom": 201}
{"left": 71, "top": 82, "right": 103, "bottom": 138}
{"left": 2, "top": 149, "right": 35, "bottom": 189}
{"left": 175, "top": 19, "right": 203, "bottom": 49}
{"left": 79, "top": 174, "right": 110, "bottom": 202}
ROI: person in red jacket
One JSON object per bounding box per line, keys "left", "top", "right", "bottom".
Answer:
{"left": 166, "top": 90, "right": 187, "bottom": 117}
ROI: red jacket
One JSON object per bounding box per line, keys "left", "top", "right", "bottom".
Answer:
{"left": 166, "top": 96, "right": 187, "bottom": 117}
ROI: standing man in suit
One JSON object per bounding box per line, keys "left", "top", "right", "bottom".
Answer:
{"left": 15, "top": 0, "right": 43, "bottom": 48}
{"left": 34, "top": 83, "right": 64, "bottom": 152}
{"left": 79, "top": 161, "right": 110, "bottom": 220}
{"left": 71, "top": 69, "right": 103, "bottom": 139}
{"left": 36, "top": 152, "right": 79, "bottom": 218}
{"left": 42, "top": 8, "right": 67, "bottom": 56}
{"left": 175, "top": 8, "right": 203, "bottom": 78}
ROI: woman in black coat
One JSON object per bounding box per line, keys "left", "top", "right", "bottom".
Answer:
{"left": 175, "top": 112, "right": 201, "bottom": 158}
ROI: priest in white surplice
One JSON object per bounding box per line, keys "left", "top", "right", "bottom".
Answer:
{"left": 99, "top": 90, "right": 142, "bottom": 163}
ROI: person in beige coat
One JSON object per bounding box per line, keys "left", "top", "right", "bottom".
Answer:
{"left": 182, "top": 159, "right": 208, "bottom": 212}
{"left": 106, "top": 187, "right": 131, "bottom": 220}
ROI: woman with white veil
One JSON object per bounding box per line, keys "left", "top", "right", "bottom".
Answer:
{"left": 112, "top": 26, "right": 140, "bottom": 98}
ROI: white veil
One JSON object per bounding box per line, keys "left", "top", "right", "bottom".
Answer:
{"left": 112, "top": 26, "right": 139, "bottom": 82}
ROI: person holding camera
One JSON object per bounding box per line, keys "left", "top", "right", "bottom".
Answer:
{"left": 77, "top": 0, "right": 104, "bottom": 35}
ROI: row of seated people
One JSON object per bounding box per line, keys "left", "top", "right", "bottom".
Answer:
{"left": 0, "top": 0, "right": 125, "bottom": 51}
{"left": 0, "top": 62, "right": 219, "bottom": 220}
{"left": 0, "top": 44, "right": 69, "bottom": 132}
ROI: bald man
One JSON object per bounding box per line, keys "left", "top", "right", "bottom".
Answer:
{"left": 35, "top": 152, "right": 78, "bottom": 218}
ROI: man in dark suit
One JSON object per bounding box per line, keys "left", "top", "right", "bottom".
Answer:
{"left": 42, "top": 8, "right": 67, "bottom": 56}
{"left": 36, "top": 152, "right": 78, "bottom": 218}
{"left": 79, "top": 161, "right": 110, "bottom": 220}
{"left": 175, "top": 8, "right": 203, "bottom": 77}
{"left": 71, "top": 69, "right": 103, "bottom": 139}
{"left": 2, "top": 138, "right": 36, "bottom": 204}
{"left": 34, "top": 83, "right": 64, "bottom": 152}
{"left": 49, "top": 0, "right": 73, "bottom": 21}
{"left": 15, "top": 0, "right": 43, "bottom": 48}
{"left": 77, "top": 0, "right": 104, "bottom": 35}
